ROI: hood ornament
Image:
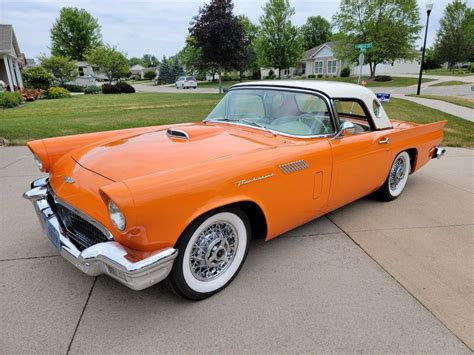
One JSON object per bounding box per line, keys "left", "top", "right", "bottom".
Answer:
{"left": 64, "top": 176, "right": 75, "bottom": 184}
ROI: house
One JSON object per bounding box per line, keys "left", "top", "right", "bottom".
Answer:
{"left": 351, "top": 51, "right": 422, "bottom": 76}
{"left": 66, "top": 61, "right": 107, "bottom": 87}
{"left": 300, "top": 41, "right": 344, "bottom": 77}
{"left": 129, "top": 64, "right": 159, "bottom": 79}
{"left": 0, "top": 24, "right": 24, "bottom": 91}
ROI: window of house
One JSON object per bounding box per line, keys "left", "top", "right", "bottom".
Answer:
{"left": 78, "top": 67, "right": 84, "bottom": 77}
{"left": 327, "top": 60, "right": 337, "bottom": 75}
{"left": 314, "top": 61, "right": 323, "bottom": 75}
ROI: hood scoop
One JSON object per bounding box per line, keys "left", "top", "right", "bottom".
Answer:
{"left": 166, "top": 128, "right": 189, "bottom": 140}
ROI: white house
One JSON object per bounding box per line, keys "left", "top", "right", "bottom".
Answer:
{"left": 129, "top": 64, "right": 159, "bottom": 79}
{"left": 66, "top": 61, "right": 107, "bottom": 87}
{"left": 0, "top": 24, "right": 24, "bottom": 91}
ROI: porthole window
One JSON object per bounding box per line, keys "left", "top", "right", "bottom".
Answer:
{"left": 373, "top": 99, "right": 382, "bottom": 118}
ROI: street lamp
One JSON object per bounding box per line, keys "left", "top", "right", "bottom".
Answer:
{"left": 417, "top": 0, "right": 434, "bottom": 95}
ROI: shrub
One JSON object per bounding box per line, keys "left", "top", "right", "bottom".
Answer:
{"left": 340, "top": 66, "right": 351, "bottom": 77}
{"left": 61, "top": 84, "right": 84, "bottom": 92}
{"left": 317, "top": 74, "right": 323, "bottom": 78}
{"left": 114, "top": 81, "right": 135, "bottom": 93}
{"left": 374, "top": 75, "right": 392, "bottom": 82}
{"left": 44, "top": 87, "right": 70, "bottom": 99}
{"left": 307, "top": 74, "right": 316, "bottom": 79}
{"left": 143, "top": 70, "right": 157, "bottom": 80}
{"left": 468, "top": 63, "right": 474, "bottom": 73}
{"left": 221, "top": 73, "right": 240, "bottom": 81}
{"left": 22, "top": 66, "right": 54, "bottom": 90}
{"left": 102, "top": 84, "right": 121, "bottom": 94}
{"left": 84, "top": 85, "right": 100, "bottom": 94}
{"left": 21, "top": 88, "right": 43, "bottom": 101}
{"left": 0, "top": 92, "right": 22, "bottom": 108}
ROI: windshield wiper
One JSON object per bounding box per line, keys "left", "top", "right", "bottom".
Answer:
{"left": 208, "top": 117, "right": 276, "bottom": 136}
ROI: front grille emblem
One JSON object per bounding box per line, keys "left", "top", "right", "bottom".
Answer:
{"left": 64, "top": 176, "right": 75, "bottom": 184}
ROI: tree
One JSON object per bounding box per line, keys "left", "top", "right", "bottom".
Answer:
{"left": 158, "top": 56, "right": 173, "bottom": 84}
{"left": 333, "top": 0, "right": 421, "bottom": 78}
{"left": 170, "top": 56, "right": 185, "bottom": 81}
{"left": 423, "top": 47, "right": 443, "bottom": 70}
{"left": 237, "top": 15, "right": 260, "bottom": 79}
{"left": 128, "top": 57, "right": 144, "bottom": 66}
{"left": 434, "top": 1, "right": 473, "bottom": 70}
{"left": 39, "top": 55, "right": 78, "bottom": 85}
{"left": 85, "top": 45, "right": 129, "bottom": 82}
{"left": 142, "top": 54, "right": 159, "bottom": 67}
{"left": 22, "top": 66, "right": 55, "bottom": 90}
{"left": 50, "top": 7, "right": 102, "bottom": 60}
{"left": 300, "top": 16, "right": 332, "bottom": 51}
{"left": 189, "top": 0, "right": 246, "bottom": 93}
{"left": 256, "top": 0, "right": 303, "bottom": 78}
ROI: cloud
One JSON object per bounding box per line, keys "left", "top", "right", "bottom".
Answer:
{"left": 1, "top": 0, "right": 449, "bottom": 60}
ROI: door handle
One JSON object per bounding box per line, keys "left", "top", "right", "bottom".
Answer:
{"left": 379, "top": 137, "right": 390, "bottom": 144}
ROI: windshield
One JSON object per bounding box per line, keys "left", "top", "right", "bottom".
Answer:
{"left": 206, "top": 89, "right": 334, "bottom": 136}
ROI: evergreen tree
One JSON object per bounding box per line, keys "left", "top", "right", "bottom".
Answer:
{"left": 171, "top": 56, "right": 185, "bottom": 81}
{"left": 158, "top": 56, "right": 172, "bottom": 84}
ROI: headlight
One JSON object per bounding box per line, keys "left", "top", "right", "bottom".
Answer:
{"left": 33, "top": 154, "right": 43, "bottom": 171}
{"left": 108, "top": 199, "right": 126, "bottom": 231}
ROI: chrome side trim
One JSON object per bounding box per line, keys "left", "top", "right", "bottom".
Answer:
{"left": 23, "top": 178, "right": 178, "bottom": 291}
{"left": 279, "top": 160, "right": 309, "bottom": 174}
{"left": 167, "top": 128, "right": 189, "bottom": 139}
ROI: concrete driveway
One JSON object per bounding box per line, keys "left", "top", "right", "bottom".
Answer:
{"left": 0, "top": 147, "right": 472, "bottom": 353}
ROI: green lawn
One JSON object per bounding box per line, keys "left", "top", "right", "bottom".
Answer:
{"left": 407, "top": 94, "right": 474, "bottom": 109}
{"left": 384, "top": 98, "right": 473, "bottom": 147}
{"left": 430, "top": 80, "right": 468, "bottom": 87}
{"left": 424, "top": 68, "right": 474, "bottom": 76}
{"left": 198, "top": 76, "right": 434, "bottom": 89}
{"left": 0, "top": 93, "right": 471, "bottom": 147}
{"left": 0, "top": 93, "right": 221, "bottom": 145}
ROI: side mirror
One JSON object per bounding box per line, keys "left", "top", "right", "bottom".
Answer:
{"left": 332, "top": 121, "right": 356, "bottom": 140}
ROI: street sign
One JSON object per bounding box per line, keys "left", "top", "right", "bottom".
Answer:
{"left": 376, "top": 93, "right": 391, "bottom": 103}
{"left": 355, "top": 43, "right": 373, "bottom": 50}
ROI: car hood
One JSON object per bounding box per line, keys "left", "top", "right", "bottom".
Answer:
{"left": 71, "top": 123, "right": 285, "bottom": 182}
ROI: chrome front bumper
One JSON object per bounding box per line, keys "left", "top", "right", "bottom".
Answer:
{"left": 23, "top": 178, "right": 178, "bottom": 291}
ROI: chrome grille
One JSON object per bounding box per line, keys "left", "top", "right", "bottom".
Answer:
{"left": 279, "top": 160, "right": 309, "bottom": 174}
{"left": 56, "top": 204, "right": 109, "bottom": 250}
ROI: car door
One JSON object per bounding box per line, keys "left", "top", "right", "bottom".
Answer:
{"left": 326, "top": 99, "right": 392, "bottom": 211}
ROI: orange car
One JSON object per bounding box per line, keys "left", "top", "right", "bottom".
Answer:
{"left": 24, "top": 81, "right": 446, "bottom": 299}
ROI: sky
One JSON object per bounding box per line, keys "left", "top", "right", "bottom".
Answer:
{"left": 0, "top": 0, "right": 465, "bottom": 61}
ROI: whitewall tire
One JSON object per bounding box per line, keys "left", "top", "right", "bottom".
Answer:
{"left": 378, "top": 151, "right": 411, "bottom": 201}
{"left": 167, "top": 207, "right": 250, "bottom": 300}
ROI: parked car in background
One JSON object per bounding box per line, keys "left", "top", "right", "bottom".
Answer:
{"left": 175, "top": 76, "right": 197, "bottom": 89}
{"left": 24, "top": 81, "right": 446, "bottom": 300}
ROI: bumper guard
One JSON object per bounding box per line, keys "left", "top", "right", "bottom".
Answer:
{"left": 23, "top": 178, "right": 177, "bottom": 291}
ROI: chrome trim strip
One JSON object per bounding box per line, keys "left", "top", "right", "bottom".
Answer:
{"left": 279, "top": 160, "right": 309, "bottom": 174}
{"left": 23, "top": 178, "right": 178, "bottom": 291}
{"left": 166, "top": 128, "right": 189, "bottom": 139}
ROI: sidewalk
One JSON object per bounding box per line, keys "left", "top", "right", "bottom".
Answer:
{"left": 393, "top": 94, "right": 474, "bottom": 122}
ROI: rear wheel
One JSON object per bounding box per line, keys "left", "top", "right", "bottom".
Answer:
{"left": 167, "top": 207, "right": 250, "bottom": 300}
{"left": 378, "top": 151, "right": 411, "bottom": 201}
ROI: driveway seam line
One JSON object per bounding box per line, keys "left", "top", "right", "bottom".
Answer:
{"left": 66, "top": 277, "right": 97, "bottom": 355}
{"left": 337, "top": 223, "right": 474, "bottom": 233}
{"left": 0, "top": 156, "right": 29, "bottom": 170}
{"left": 324, "top": 215, "right": 472, "bottom": 351}
{"left": 0, "top": 255, "right": 59, "bottom": 262}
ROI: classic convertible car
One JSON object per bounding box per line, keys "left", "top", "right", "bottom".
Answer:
{"left": 24, "top": 81, "right": 446, "bottom": 299}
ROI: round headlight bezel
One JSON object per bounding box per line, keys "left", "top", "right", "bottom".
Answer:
{"left": 108, "top": 199, "right": 126, "bottom": 231}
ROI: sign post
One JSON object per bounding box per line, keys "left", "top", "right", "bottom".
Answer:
{"left": 355, "top": 43, "right": 372, "bottom": 85}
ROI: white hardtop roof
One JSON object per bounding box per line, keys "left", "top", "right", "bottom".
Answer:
{"left": 232, "top": 80, "right": 392, "bottom": 129}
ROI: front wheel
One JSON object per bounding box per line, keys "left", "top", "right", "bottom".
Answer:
{"left": 377, "top": 151, "right": 411, "bottom": 201}
{"left": 167, "top": 208, "right": 250, "bottom": 300}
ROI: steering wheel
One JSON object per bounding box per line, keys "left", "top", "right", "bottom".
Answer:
{"left": 297, "top": 113, "right": 330, "bottom": 134}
